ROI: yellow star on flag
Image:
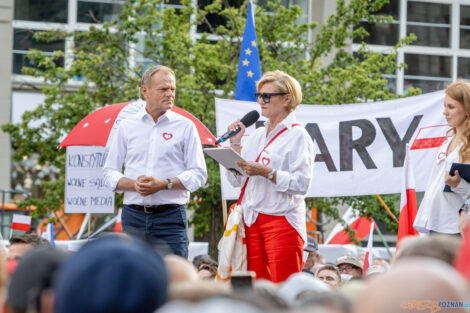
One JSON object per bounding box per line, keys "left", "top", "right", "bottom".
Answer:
{"left": 251, "top": 41, "right": 257, "bottom": 47}
{"left": 245, "top": 48, "right": 252, "bottom": 55}
{"left": 247, "top": 70, "right": 254, "bottom": 77}
{"left": 242, "top": 59, "right": 249, "bottom": 66}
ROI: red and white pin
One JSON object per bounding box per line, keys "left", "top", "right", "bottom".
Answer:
{"left": 163, "top": 132, "right": 173, "bottom": 141}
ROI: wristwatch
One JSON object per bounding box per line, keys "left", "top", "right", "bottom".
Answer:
{"left": 267, "top": 169, "right": 275, "bottom": 180}
{"left": 166, "top": 178, "right": 173, "bottom": 190}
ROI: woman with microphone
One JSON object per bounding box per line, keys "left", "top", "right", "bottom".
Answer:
{"left": 414, "top": 81, "right": 470, "bottom": 236}
{"left": 225, "top": 70, "right": 315, "bottom": 282}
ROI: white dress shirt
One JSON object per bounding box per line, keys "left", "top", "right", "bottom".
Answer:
{"left": 226, "top": 112, "right": 315, "bottom": 243}
{"left": 103, "top": 108, "right": 207, "bottom": 206}
{"left": 414, "top": 137, "right": 470, "bottom": 234}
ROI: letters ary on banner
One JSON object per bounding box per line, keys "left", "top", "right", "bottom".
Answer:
{"left": 215, "top": 91, "right": 447, "bottom": 199}
{"left": 65, "top": 146, "right": 114, "bottom": 213}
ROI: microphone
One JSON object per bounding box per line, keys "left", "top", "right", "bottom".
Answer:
{"left": 215, "top": 110, "right": 260, "bottom": 145}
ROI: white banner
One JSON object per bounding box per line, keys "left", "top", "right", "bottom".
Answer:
{"left": 215, "top": 91, "right": 448, "bottom": 199}
{"left": 65, "top": 146, "right": 115, "bottom": 213}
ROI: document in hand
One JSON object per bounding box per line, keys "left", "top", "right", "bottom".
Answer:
{"left": 443, "top": 163, "right": 470, "bottom": 192}
{"left": 203, "top": 148, "right": 247, "bottom": 176}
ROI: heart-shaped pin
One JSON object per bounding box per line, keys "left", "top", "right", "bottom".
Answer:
{"left": 438, "top": 152, "right": 446, "bottom": 160}
{"left": 261, "top": 157, "right": 270, "bottom": 166}
{"left": 163, "top": 133, "right": 173, "bottom": 140}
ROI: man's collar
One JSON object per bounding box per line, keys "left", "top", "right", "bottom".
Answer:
{"left": 138, "top": 106, "right": 176, "bottom": 122}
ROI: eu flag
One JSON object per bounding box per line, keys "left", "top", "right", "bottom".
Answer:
{"left": 235, "top": 0, "right": 262, "bottom": 101}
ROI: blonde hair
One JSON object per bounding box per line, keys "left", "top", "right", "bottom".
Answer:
{"left": 445, "top": 81, "right": 470, "bottom": 162}
{"left": 256, "top": 70, "right": 302, "bottom": 112}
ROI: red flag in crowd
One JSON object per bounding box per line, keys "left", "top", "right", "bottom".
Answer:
{"left": 363, "top": 220, "right": 375, "bottom": 275}
{"left": 326, "top": 206, "right": 375, "bottom": 245}
{"left": 397, "top": 144, "right": 419, "bottom": 248}
{"left": 11, "top": 214, "right": 32, "bottom": 232}
{"left": 114, "top": 208, "right": 122, "bottom": 233}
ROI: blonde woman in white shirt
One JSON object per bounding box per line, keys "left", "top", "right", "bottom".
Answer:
{"left": 414, "top": 81, "right": 470, "bottom": 236}
{"left": 226, "top": 70, "right": 315, "bottom": 282}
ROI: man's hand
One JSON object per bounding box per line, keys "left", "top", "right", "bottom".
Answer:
{"left": 236, "top": 160, "right": 271, "bottom": 177}
{"left": 445, "top": 170, "right": 461, "bottom": 189}
{"left": 134, "top": 175, "right": 167, "bottom": 196}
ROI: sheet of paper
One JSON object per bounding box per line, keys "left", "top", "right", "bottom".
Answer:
{"left": 203, "top": 148, "right": 247, "bottom": 176}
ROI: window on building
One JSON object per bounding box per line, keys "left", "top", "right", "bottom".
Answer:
{"left": 458, "top": 57, "right": 470, "bottom": 80}
{"left": 13, "top": 29, "right": 65, "bottom": 75}
{"left": 460, "top": 5, "right": 470, "bottom": 49}
{"left": 77, "top": 0, "right": 123, "bottom": 24}
{"left": 14, "top": 0, "right": 68, "bottom": 23}
{"left": 404, "top": 54, "right": 451, "bottom": 93}
{"left": 353, "top": 0, "right": 399, "bottom": 46}
{"left": 407, "top": 1, "right": 450, "bottom": 48}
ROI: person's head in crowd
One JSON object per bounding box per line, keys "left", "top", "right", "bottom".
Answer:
{"left": 198, "top": 263, "right": 217, "bottom": 280}
{"left": 7, "top": 247, "right": 67, "bottom": 313}
{"left": 356, "top": 253, "right": 365, "bottom": 266}
{"left": 371, "top": 257, "right": 390, "bottom": 271}
{"left": 192, "top": 254, "right": 211, "bottom": 269}
{"left": 296, "top": 290, "right": 351, "bottom": 313}
{"left": 165, "top": 254, "right": 199, "bottom": 283}
{"left": 55, "top": 236, "right": 167, "bottom": 313}
{"left": 365, "top": 265, "right": 387, "bottom": 278}
{"left": 7, "top": 234, "right": 51, "bottom": 261}
{"left": 303, "top": 236, "right": 320, "bottom": 272}
{"left": 315, "top": 264, "right": 341, "bottom": 289}
{"left": 277, "top": 272, "right": 330, "bottom": 307}
{"left": 393, "top": 234, "right": 460, "bottom": 266}
{"left": 167, "top": 280, "right": 231, "bottom": 303}
{"left": 353, "top": 258, "right": 470, "bottom": 313}
{"left": 336, "top": 255, "right": 363, "bottom": 278}
{"left": 445, "top": 81, "right": 470, "bottom": 162}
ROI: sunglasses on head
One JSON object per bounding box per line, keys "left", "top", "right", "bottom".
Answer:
{"left": 254, "top": 92, "right": 287, "bottom": 103}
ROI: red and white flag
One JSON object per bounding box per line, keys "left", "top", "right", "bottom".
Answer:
{"left": 397, "top": 144, "right": 419, "bottom": 248}
{"left": 410, "top": 125, "right": 449, "bottom": 150}
{"left": 326, "top": 206, "right": 375, "bottom": 245}
{"left": 11, "top": 214, "right": 32, "bottom": 232}
{"left": 363, "top": 220, "right": 375, "bottom": 275}
{"left": 114, "top": 208, "right": 122, "bottom": 233}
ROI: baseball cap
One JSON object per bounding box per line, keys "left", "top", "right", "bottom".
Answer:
{"left": 304, "top": 236, "right": 318, "bottom": 253}
{"left": 336, "top": 255, "right": 363, "bottom": 269}
{"left": 55, "top": 236, "right": 168, "bottom": 313}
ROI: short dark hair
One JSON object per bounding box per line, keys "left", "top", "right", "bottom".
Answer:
{"left": 9, "top": 234, "right": 52, "bottom": 248}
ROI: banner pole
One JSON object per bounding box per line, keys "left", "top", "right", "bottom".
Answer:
{"left": 222, "top": 200, "right": 228, "bottom": 225}
{"left": 375, "top": 195, "right": 399, "bottom": 224}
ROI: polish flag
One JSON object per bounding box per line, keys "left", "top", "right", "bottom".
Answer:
{"left": 114, "top": 208, "right": 122, "bottom": 233}
{"left": 363, "top": 220, "right": 375, "bottom": 275}
{"left": 326, "top": 207, "right": 375, "bottom": 244}
{"left": 397, "top": 144, "right": 419, "bottom": 248}
{"left": 11, "top": 214, "right": 32, "bottom": 232}
{"left": 410, "top": 125, "right": 449, "bottom": 150}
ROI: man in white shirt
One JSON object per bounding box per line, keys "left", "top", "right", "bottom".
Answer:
{"left": 103, "top": 65, "right": 207, "bottom": 258}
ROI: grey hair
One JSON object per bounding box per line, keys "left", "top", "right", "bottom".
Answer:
{"left": 141, "top": 65, "right": 175, "bottom": 87}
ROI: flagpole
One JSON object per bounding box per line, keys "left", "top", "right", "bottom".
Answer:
{"left": 375, "top": 194, "right": 399, "bottom": 224}
{"left": 373, "top": 224, "right": 393, "bottom": 258}
{"left": 222, "top": 200, "right": 228, "bottom": 225}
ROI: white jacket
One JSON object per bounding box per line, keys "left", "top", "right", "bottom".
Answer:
{"left": 414, "top": 137, "right": 470, "bottom": 234}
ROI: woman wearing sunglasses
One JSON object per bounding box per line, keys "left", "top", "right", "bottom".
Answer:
{"left": 225, "top": 70, "right": 315, "bottom": 282}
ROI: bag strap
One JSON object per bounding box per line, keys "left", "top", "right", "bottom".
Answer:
{"left": 236, "top": 123, "right": 301, "bottom": 205}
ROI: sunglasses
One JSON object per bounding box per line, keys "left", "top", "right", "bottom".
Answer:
{"left": 254, "top": 92, "right": 287, "bottom": 103}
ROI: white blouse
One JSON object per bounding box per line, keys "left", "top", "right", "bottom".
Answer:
{"left": 414, "top": 137, "right": 470, "bottom": 234}
{"left": 226, "top": 112, "right": 315, "bottom": 242}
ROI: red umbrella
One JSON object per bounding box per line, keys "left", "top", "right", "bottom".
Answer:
{"left": 59, "top": 100, "right": 217, "bottom": 147}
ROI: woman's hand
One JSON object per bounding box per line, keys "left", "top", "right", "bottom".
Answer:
{"left": 227, "top": 120, "right": 246, "bottom": 144}
{"left": 237, "top": 160, "right": 271, "bottom": 177}
{"left": 445, "top": 170, "right": 461, "bottom": 189}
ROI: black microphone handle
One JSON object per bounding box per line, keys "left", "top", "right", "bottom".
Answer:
{"left": 215, "top": 126, "right": 241, "bottom": 145}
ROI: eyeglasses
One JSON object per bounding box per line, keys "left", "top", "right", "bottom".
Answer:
{"left": 254, "top": 92, "right": 287, "bottom": 103}
{"left": 338, "top": 265, "right": 355, "bottom": 273}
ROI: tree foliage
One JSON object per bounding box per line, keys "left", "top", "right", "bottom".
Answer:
{"left": 3, "top": 0, "right": 419, "bottom": 253}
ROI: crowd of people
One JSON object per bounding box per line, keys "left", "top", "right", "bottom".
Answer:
{"left": 0, "top": 231, "right": 468, "bottom": 313}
